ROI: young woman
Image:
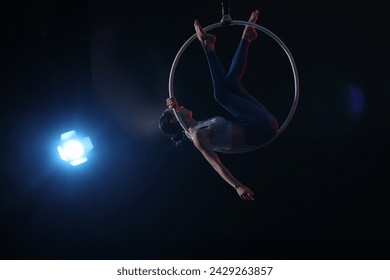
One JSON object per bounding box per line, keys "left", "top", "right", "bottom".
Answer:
{"left": 159, "top": 10, "right": 279, "bottom": 201}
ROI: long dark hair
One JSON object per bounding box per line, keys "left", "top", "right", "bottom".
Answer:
{"left": 159, "top": 109, "right": 186, "bottom": 145}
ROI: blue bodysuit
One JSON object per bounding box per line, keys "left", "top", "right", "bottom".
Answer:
{"left": 199, "top": 39, "right": 278, "bottom": 148}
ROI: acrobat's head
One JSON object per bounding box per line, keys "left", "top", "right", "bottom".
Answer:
{"left": 159, "top": 109, "right": 186, "bottom": 144}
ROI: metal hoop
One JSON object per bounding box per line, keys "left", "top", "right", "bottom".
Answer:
{"left": 168, "top": 20, "right": 300, "bottom": 154}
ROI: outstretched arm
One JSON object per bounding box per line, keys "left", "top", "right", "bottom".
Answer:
{"left": 192, "top": 129, "right": 254, "bottom": 201}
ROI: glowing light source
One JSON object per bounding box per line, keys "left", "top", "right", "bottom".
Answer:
{"left": 57, "top": 130, "right": 93, "bottom": 166}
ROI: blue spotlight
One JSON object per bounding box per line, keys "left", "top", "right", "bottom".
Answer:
{"left": 57, "top": 130, "right": 93, "bottom": 166}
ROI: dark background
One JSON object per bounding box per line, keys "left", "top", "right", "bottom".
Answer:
{"left": 1, "top": 0, "right": 389, "bottom": 259}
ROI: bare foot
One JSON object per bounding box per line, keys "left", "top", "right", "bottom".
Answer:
{"left": 242, "top": 10, "right": 259, "bottom": 42}
{"left": 194, "top": 20, "right": 216, "bottom": 52}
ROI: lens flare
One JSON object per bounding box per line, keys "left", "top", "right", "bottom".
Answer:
{"left": 57, "top": 130, "right": 93, "bottom": 166}
{"left": 63, "top": 140, "right": 84, "bottom": 160}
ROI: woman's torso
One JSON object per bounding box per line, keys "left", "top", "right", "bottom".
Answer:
{"left": 190, "top": 116, "right": 234, "bottom": 151}
{"left": 189, "top": 115, "right": 278, "bottom": 151}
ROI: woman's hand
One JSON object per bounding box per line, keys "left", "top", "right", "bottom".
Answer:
{"left": 235, "top": 185, "right": 255, "bottom": 201}
{"left": 166, "top": 97, "right": 179, "bottom": 110}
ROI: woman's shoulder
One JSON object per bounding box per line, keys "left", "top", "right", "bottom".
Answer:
{"left": 190, "top": 125, "right": 213, "bottom": 149}
{"left": 190, "top": 118, "right": 217, "bottom": 138}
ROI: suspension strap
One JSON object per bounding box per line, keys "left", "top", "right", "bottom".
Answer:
{"left": 221, "top": 0, "right": 232, "bottom": 24}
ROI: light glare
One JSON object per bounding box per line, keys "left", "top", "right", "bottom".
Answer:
{"left": 70, "top": 157, "right": 88, "bottom": 166}
{"left": 57, "top": 130, "right": 93, "bottom": 166}
{"left": 63, "top": 140, "right": 84, "bottom": 159}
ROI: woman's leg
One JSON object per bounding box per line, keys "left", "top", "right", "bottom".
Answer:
{"left": 226, "top": 39, "right": 263, "bottom": 105}
{"left": 227, "top": 39, "right": 249, "bottom": 86}
{"left": 196, "top": 15, "right": 277, "bottom": 144}
{"left": 206, "top": 44, "right": 278, "bottom": 144}
{"left": 205, "top": 50, "right": 270, "bottom": 126}
{"left": 224, "top": 11, "right": 279, "bottom": 142}
{"left": 227, "top": 10, "right": 264, "bottom": 106}
{"left": 194, "top": 19, "right": 259, "bottom": 122}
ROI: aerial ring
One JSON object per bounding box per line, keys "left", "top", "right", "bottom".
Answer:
{"left": 168, "top": 20, "right": 300, "bottom": 154}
